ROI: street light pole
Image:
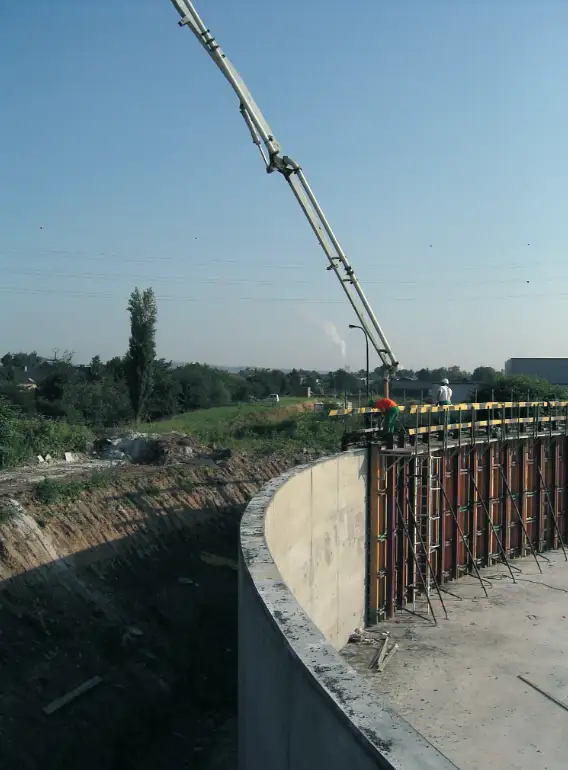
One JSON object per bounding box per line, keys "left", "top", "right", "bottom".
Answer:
{"left": 348, "top": 324, "right": 369, "bottom": 401}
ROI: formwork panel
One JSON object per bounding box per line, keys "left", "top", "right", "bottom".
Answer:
{"left": 368, "top": 431, "right": 568, "bottom": 622}
{"left": 559, "top": 489, "right": 566, "bottom": 538}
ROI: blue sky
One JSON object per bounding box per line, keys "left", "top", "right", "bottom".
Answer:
{"left": 1, "top": 0, "right": 567, "bottom": 372}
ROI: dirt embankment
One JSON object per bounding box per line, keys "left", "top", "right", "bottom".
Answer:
{"left": 0, "top": 450, "right": 300, "bottom": 770}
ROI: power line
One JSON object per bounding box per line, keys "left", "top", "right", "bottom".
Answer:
{"left": 0, "top": 286, "right": 567, "bottom": 304}
{"left": 0, "top": 266, "right": 563, "bottom": 288}
{"left": 0, "top": 246, "right": 563, "bottom": 271}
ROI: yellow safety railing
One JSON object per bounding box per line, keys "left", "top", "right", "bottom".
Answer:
{"left": 327, "top": 401, "right": 568, "bottom": 417}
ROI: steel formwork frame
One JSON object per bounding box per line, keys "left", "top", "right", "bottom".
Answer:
{"left": 367, "top": 434, "right": 568, "bottom": 623}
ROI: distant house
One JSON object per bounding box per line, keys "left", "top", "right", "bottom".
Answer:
{"left": 0, "top": 362, "right": 52, "bottom": 391}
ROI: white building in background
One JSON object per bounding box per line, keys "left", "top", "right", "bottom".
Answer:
{"left": 505, "top": 358, "right": 568, "bottom": 385}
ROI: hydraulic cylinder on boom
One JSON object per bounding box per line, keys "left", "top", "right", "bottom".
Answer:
{"left": 168, "top": 0, "right": 399, "bottom": 395}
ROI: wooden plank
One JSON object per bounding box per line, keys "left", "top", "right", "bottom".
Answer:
{"left": 43, "top": 676, "right": 102, "bottom": 716}
{"left": 378, "top": 643, "right": 399, "bottom": 672}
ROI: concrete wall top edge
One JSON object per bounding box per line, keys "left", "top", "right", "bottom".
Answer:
{"left": 240, "top": 450, "right": 457, "bottom": 770}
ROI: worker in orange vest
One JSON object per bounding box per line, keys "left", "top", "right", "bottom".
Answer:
{"left": 374, "top": 396, "right": 399, "bottom": 434}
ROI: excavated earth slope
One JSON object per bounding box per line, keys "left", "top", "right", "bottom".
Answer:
{"left": 0, "top": 451, "right": 300, "bottom": 770}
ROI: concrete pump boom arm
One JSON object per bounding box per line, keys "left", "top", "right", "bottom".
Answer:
{"left": 169, "top": 0, "right": 400, "bottom": 382}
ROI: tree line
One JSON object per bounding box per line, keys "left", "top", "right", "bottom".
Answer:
{"left": 387, "top": 365, "right": 500, "bottom": 383}
{"left": 2, "top": 286, "right": 563, "bottom": 435}
{"left": 0, "top": 287, "right": 348, "bottom": 430}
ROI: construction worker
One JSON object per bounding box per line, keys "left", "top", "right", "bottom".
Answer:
{"left": 373, "top": 396, "right": 400, "bottom": 434}
{"left": 433, "top": 378, "right": 452, "bottom": 406}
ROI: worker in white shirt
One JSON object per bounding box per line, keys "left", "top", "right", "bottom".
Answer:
{"left": 433, "top": 378, "right": 452, "bottom": 406}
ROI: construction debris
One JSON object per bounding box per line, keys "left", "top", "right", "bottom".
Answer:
{"left": 368, "top": 641, "right": 384, "bottom": 670}
{"left": 43, "top": 676, "right": 103, "bottom": 716}
{"left": 347, "top": 626, "right": 398, "bottom": 672}
{"left": 378, "top": 642, "right": 399, "bottom": 672}
{"left": 366, "top": 636, "right": 399, "bottom": 673}
{"left": 349, "top": 627, "right": 390, "bottom": 646}
{"left": 94, "top": 432, "right": 200, "bottom": 466}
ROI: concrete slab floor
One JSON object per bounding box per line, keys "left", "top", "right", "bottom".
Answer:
{"left": 342, "top": 552, "right": 568, "bottom": 770}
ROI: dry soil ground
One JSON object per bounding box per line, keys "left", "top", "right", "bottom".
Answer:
{"left": 0, "top": 448, "right": 305, "bottom": 769}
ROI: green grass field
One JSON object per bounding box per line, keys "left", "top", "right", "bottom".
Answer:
{"left": 142, "top": 397, "right": 343, "bottom": 452}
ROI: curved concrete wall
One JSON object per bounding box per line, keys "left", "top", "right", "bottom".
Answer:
{"left": 239, "top": 450, "right": 457, "bottom": 770}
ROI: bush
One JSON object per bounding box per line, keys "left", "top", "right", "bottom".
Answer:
{"left": 0, "top": 396, "right": 95, "bottom": 468}
{"left": 233, "top": 412, "right": 343, "bottom": 451}
{"left": 0, "top": 503, "right": 17, "bottom": 524}
{"left": 477, "top": 375, "right": 568, "bottom": 403}
{"left": 33, "top": 478, "right": 65, "bottom": 505}
{"left": 33, "top": 469, "right": 116, "bottom": 506}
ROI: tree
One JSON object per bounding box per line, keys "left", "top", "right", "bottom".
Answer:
{"left": 68, "top": 377, "right": 132, "bottom": 428}
{"left": 327, "top": 368, "right": 360, "bottom": 394}
{"left": 87, "top": 355, "right": 105, "bottom": 382}
{"left": 242, "top": 368, "right": 288, "bottom": 399}
{"left": 284, "top": 369, "right": 301, "bottom": 396}
{"left": 415, "top": 366, "right": 472, "bottom": 383}
{"left": 175, "top": 363, "right": 232, "bottom": 411}
{"left": 145, "top": 359, "right": 182, "bottom": 420}
{"left": 0, "top": 396, "right": 21, "bottom": 467}
{"left": 472, "top": 366, "right": 497, "bottom": 384}
{"left": 476, "top": 374, "right": 568, "bottom": 403}
{"left": 397, "top": 368, "right": 416, "bottom": 380}
{"left": 300, "top": 370, "right": 322, "bottom": 395}
{"left": 105, "top": 356, "right": 126, "bottom": 381}
{"left": 124, "top": 287, "right": 157, "bottom": 424}
{"left": 0, "top": 383, "right": 36, "bottom": 415}
{"left": 1, "top": 351, "right": 42, "bottom": 369}
{"left": 49, "top": 349, "right": 75, "bottom": 366}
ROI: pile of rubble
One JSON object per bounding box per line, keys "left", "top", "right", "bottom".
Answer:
{"left": 348, "top": 627, "right": 398, "bottom": 672}
{"left": 92, "top": 432, "right": 231, "bottom": 467}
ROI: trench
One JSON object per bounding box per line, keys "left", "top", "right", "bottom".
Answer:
{"left": 0, "top": 455, "right": 298, "bottom": 769}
